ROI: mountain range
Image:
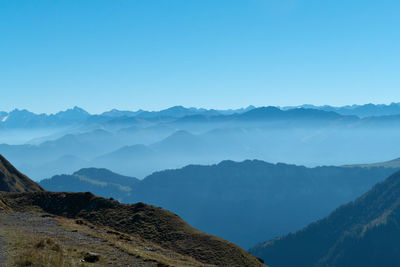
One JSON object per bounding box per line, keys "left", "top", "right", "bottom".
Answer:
{"left": 3, "top": 102, "right": 400, "bottom": 128}
{"left": 4, "top": 104, "right": 400, "bottom": 180}
{"left": 283, "top": 102, "right": 400, "bottom": 118}
{"left": 3, "top": 103, "right": 400, "bottom": 131}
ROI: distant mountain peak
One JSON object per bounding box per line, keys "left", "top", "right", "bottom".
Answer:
{"left": 56, "top": 106, "right": 89, "bottom": 115}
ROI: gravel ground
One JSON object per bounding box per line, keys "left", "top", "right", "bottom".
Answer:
{"left": 0, "top": 237, "right": 7, "bottom": 267}
{"left": 0, "top": 212, "right": 157, "bottom": 267}
{"left": 0, "top": 212, "right": 9, "bottom": 266}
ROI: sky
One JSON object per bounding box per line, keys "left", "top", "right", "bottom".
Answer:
{"left": 1, "top": 0, "right": 400, "bottom": 113}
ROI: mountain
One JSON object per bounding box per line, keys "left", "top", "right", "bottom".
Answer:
{"left": 0, "top": 129, "right": 124, "bottom": 179}
{"left": 174, "top": 106, "right": 354, "bottom": 124}
{"left": 151, "top": 130, "right": 206, "bottom": 155}
{"left": 101, "top": 109, "right": 139, "bottom": 118}
{"left": 129, "top": 161, "right": 398, "bottom": 248}
{"left": 7, "top": 109, "right": 400, "bottom": 181}
{"left": 106, "top": 105, "right": 254, "bottom": 119}
{"left": 285, "top": 102, "right": 400, "bottom": 118}
{"left": 0, "top": 105, "right": 357, "bottom": 132}
{"left": 40, "top": 160, "right": 400, "bottom": 249}
{"left": 7, "top": 105, "right": 400, "bottom": 181}
{"left": 4, "top": 104, "right": 400, "bottom": 131}
{"left": 93, "top": 144, "right": 158, "bottom": 177}
{"left": 217, "top": 105, "right": 256, "bottom": 115}
{"left": 237, "top": 106, "right": 351, "bottom": 121}
{"left": 250, "top": 170, "right": 400, "bottom": 267}
{"left": 1, "top": 109, "right": 47, "bottom": 128}
{"left": 0, "top": 154, "right": 44, "bottom": 192}
{"left": 0, "top": 134, "right": 98, "bottom": 167}
{"left": 51, "top": 106, "right": 90, "bottom": 122}
{"left": 344, "top": 157, "right": 400, "bottom": 169}
{"left": 22, "top": 155, "right": 89, "bottom": 180}
{"left": 40, "top": 168, "right": 139, "bottom": 201}
{"left": 91, "top": 130, "right": 209, "bottom": 177}
{"left": 136, "top": 106, "right": 217, "bottom": 118}
{"left": 99, "top": 105, "right": 253, "bottom": 124}
{"left": 0, "top": 107, "right": 90, "bottom": 128}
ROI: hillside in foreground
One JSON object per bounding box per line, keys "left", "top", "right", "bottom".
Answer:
{"left": 249, "top": 170, "right": 400, "bottom": 267}
{"left": 0, "top": 154, "right": 44, "bottom": 192}
{"left": 0, "top": 155, "right": 263, "bottom": 266}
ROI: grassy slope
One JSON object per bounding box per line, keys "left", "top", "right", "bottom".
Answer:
{"left": 0, "top": 191, "right": 264, "bottom": 267}
{"left": 0, "top": 154, "right": 44, "bottom": 192}
{"left": 0, "top": 211, "right": 211, "bottom": 267}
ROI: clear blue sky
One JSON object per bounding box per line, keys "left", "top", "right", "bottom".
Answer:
{"left": 1, "top": 0, "right": 400, "bottom": 113}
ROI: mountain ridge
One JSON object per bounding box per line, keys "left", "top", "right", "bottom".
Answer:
{"left": 0, "top": 154, "right": 44, "bottom": 192}
{"left": 249, "top": 169, "right": 400, "bottom": 267}
{"left": 39, "top": 159, "right": 400, "bottom": 249}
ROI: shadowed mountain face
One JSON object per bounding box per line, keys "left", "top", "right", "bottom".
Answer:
{"left": 249, "top": 170, "right": 400, "bottom": 267}
{"left": 40, "top": 160, "right": 400, "bottom": 249}
{"left": 0, "top": 154, "right": 44, "bottom": 192}
{"left": 40, "top": 168, "right": 139, "bottom": 201}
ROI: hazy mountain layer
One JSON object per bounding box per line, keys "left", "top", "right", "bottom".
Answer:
{"left": 5, "top": 106, "right": 400, "bottom": 180}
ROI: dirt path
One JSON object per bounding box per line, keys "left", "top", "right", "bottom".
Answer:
{"left": 0, "top": 237, "right": 7, "bottom": 266}
{"left": 0, "top": 212, "right": 9, "bottom": 266}
{"left": 0, "top": 212, "right": 156, "bottom": 266}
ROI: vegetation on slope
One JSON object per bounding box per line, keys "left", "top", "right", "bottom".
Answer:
{"left": 249, "top": 170, "right": 400, "bottom": 267}
{"left": 0, "top": 211, "right": 213, "bottom": 267}
{"left": 0, "top": 154, "right": 44, "bottom": 192}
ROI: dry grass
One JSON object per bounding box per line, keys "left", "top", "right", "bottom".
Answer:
{"left": 4, "top": 233, "right": 86, "bottom": 267}
{"left": 0, "top": 213, "right": 212, "bottom": 267}
{"left": 0, "top": 192, "right": 264, "bottom": 266}
{"left": 60, "top": 217, "right": 215, "bottom": 267}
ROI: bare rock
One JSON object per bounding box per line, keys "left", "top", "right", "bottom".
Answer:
{"left": 84, "top": 252, "right": 100, "bottom": 263}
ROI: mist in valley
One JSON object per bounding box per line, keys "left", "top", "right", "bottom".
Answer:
{"left": 2, "top": 106, "right": 400, "bottom": 181}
